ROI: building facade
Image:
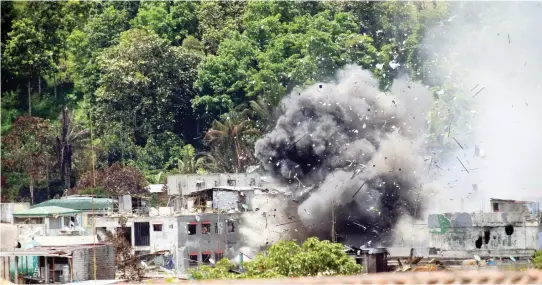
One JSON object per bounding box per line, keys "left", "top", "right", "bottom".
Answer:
{"left": 95, "top": 212, "right": 242, "bottom": 274}
{"left": 428, "top": 211, "right": 539, "bottom": 257}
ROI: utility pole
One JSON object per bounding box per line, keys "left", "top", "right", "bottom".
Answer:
{"left": 331, "top": 198, "right": 336, "bottom": 243}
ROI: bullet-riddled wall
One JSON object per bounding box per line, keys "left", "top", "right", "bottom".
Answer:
{"left": 428, "top": 212, "right": 539, "bottom": 251}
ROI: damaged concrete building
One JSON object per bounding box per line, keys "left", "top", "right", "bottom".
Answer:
{"left": 428, "top": 198, "right": 540, "bottom": 259}
{"left": 93, "top": 172, "right": 289, "bottom": 274}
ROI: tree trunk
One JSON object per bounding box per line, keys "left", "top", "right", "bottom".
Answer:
{"left": 38, "top": 76, "right": 41, "bottom": 95}
{"left": 46, "top": 163, "right": 50, "bottom": 200}
{"left": 53, "top": 72, "right": 57, "bottom": 99}
{"left": 29, "top": 177, "right": 34, "bottom": 205}
{"left": 28, "top": 77, "right": 32, "bottom": 116}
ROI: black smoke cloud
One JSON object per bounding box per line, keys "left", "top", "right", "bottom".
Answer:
{"left": 255, "top": 65, "right": 432, "bottom": 245}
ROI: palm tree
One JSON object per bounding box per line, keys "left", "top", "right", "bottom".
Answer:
{"left": 55, "top": 108, "right": 90, "bottom": 190}
{"left": 203, "top": 108, "right": 261, "bottom": 173}
{"left": 249, "top": 93, "right": 283, "bottom": 133}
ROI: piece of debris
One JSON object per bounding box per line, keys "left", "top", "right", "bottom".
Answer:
{"left": 351, "top": 181, "right": 367, "bottom": 198}
{"left": 456, "top": 157, "right": 470, "bottom": 173}
{"left": 470, "top": 83, "right": 479, "bottom": 91}
{"left": 452, "top": 137, "right": 464, "bottom": 149}
{"left": 508, "top": 33, "right": 511, "bottom": 44}
{"left": 472, "top": 86, "right": 485, "bottom": 98}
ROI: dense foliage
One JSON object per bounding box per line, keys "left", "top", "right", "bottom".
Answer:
{"left": 1, "top": 1, "right": 459, "bottom": 203}
{"left": 190, "top": 237, "right": 362, "bottom": 279}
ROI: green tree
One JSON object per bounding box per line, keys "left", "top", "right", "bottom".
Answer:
{"left": 203, "top": 109, "right": 261, "bottom": 173}
{"left": 3, "top": 17, "right": 52, "bottom": 115}
{"left": 131, "top": 1, "right": 198, "bottom": 45}
{"left": 2, "top": 116, "right": 53, "bottom": 204}
{"left": 75, "top": 163, "right": 148, "bottom": 195}
{"left": 95, "top": 28, "right": 202, "bottom": 142}
{"left": 55, "top": 108, "right": 90, "bottom": 190}
{"left": 191, "top": 237, "right": 362, "bottom": 279}
{"left": 66, "top": 4, "right": 130, "bottom": 102}
{"left": 196, "top": 1, "right": 246, "bottom": 54}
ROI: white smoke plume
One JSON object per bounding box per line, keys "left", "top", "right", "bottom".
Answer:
{"left": 423, "top": 2, "right": 542, "bottom": 213}
{"left": 254, "top": 65, "right": 434, "bottom": 246}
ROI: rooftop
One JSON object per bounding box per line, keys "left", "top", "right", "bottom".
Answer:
{"left": 32, "top": 196, "right": 113, "bottom": 211}
{"left": 13, "top": 206, "right": 82, "bottom": 217}
{"left": 490, "top": 198, "right": 538, "bottom": 204}
{"left": 0, "top": 243, "right": 111, "bottom": 257}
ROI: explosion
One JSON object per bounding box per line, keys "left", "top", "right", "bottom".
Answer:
{"left": 254, "top": 65, "right": 433, "bottom": 245}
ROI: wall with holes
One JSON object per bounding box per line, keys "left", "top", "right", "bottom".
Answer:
{"left": 428, "top": 212, "right": 539, "bottom": 251}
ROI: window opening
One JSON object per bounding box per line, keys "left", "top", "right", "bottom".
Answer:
{"left": 189, "top": 253, "right": 198, "bottom": 266}
{"left": 493, "top": 203, "right": 499, "bottom": 212}
{"left": 227, "top": 179, "right": 236, "bottom": 186}
{"left": 201, "top": 222, "right": 211, "bottom": 234}
{"left": 484, "top": 229, "right": 490, "bottom": 244}
{"left": 202, "top": 252, "right": 212, "bottom": 264}
{"left": 188, "top": 223, "right": 197, "bottom": 235}
{"left": 153, "top": 224, "right": 163, "bottom": 232}
{"left": 227, "top": 220, "right": 235, "bottom": 233}
{"left": 134, "top": 222, "right": 150, "bottom": 246}
{"left": 215, "top": 251, "right": 224, "bottom": 262}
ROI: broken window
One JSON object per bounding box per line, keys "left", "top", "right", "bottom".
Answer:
{"left": 227, "top": 179, "right": 236, "bottom": 186}
{"left": 153, "top": 224, "right": 163, "bottom": 232}
{"left": 188, "top": 223, "right": 197, "bottom": 235}
{"left": 202, "top": 252, "right": 211, "bottom": 264}
{"left": 249, "top": 178, "right": 256, "bottom": 186}
{"left": 189, "top": 253, "right": 198, "bottom": 266}
{"left": 215, "top": 251, "right": 224, "bottom": 261}
{"left": 505, "top": 225, "right": 514, "bottom": 235}
{"left": 201, "top": 222, "right": 211, "bottom": 234}
{"left": 493, "top": 203, "right": 499, "bottom": 212}
{"left": 226, "top": 220, "right": 235, "bottom": 233}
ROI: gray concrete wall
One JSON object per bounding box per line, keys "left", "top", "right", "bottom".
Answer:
{"left": 95, "top": 213, "right": 242, "bottom": 274}
{"left": 213, "top": 191, "right": 239, "bottom": 210}
{"left": 167, "top": 173, "right": 264, "bottom": 196}
{"left": 177, "top": 213, "right": 242, "bottom": 267}
{"left": 72, "top": 244, "right": 115, "bottom": 281}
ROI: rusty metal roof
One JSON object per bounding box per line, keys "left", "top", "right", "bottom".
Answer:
{"left": 189, "top": 270, "right": 542, "bottom": 284}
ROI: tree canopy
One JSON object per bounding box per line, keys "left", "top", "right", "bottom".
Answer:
{"left": 0, "top": 0, "right": 461, "bottom": 203}
{"left": 190, "top": 237, "right": 362, "bottom": 280}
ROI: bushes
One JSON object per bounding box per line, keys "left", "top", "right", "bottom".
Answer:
{"left": 190, "top": 237, "right": 362, "bottom": 280}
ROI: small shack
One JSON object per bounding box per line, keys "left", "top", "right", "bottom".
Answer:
{"left": 0, "top": 243, "right": 115, "bottom": 284}
{"left": 345, "top": 246, "right": 389, "bottom": 273}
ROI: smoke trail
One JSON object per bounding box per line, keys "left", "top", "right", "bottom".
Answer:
{"left": 423, "top": 2, "right": 542, "bottom": 212}
{"left": 255, "top": 65, "right": 433, "bottom": 245}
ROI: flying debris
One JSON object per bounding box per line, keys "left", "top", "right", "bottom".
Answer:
{"left": 472, "top": 87, "right": 485, "bottom": 98}
{"left": 255, "top": 65, "right": 432, "bottom": 244}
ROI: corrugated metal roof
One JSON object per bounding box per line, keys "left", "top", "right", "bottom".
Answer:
{"left": 13, "top": 206, "right": 82, "bottom": 217}
{"left": 32, "top": 197, "right": 113, "bottom": 211}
